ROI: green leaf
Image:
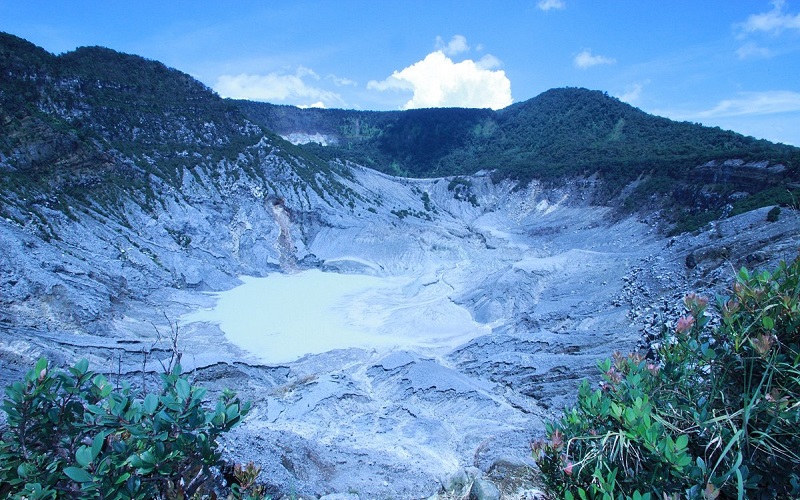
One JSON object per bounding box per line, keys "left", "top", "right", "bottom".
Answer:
{"left": 143, "top": 393, "right": 159, "bottom": 414}
{"left": 140, "top": 450, "right": 156, "bottom": 464}
{"left": 64, "top": 466, "right": 94, "bottom": 483}
{"left": 192, "top": 386, "right": 208, "bottom": 402}
{"left": 176, "top": 377, "right": 191, "bottom": 400}
{"left": 762, "top": 316, "right": 774, "bottom": 330}
{"left": 76, "top": 446, "right": 93, "bottom": 468}
{"left": 92, "top": 431, "right": 108, "bottom": 460}
{"left": 93, "top": 374, "right": 113, "bottom": 398}
{"left": 74, "top": 358, "right": 89, "bottom": 375}
{"left": 17, "top": 463, "right": 33, "bottom": 478}
{"left": 31, "top": 357, "right": 48, "bottom": 382}
{"left": 735, "top": 467, "right": 745, "bottom": 500}
{"left": 675, "top": 433, "right": 689, "bottom": 450}
{"left": 738, "top": 267, "right": 750, "bottom": 281}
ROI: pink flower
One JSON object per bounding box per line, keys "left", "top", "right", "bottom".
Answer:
{"left": 605, "top": 367, "right": 622, "bottom": 384}
{"left": 564, "top": 461, "right": 574, "bottom": 476}
{"left": 751, "top": 334, "right": 775, "bottom": 357}
{"left": 551, "top": 430, "right": 564, "bottom": 449}
{"left": 684, "top": 293, "right": 708, "bottom": 309}
{"left": 684, "top": 293, "right": 709, "bottom": 317}
{"left": 676, "top": 315, "right": 695, "bottom": 334}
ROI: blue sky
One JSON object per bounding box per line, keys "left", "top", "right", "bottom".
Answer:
{"left": 2, "top": 1, "right": 800, "bottom": 145}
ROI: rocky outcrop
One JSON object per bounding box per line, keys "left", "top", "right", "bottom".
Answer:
{"left": 694, "top": 159, "right": 789, "bottom": 191}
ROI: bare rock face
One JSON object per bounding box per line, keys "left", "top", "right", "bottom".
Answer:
{"left": 694, "top": 159, "right": 789, "bottom": 191}
{"left": 1, "top": 153, "right": 798, "bottom": 498}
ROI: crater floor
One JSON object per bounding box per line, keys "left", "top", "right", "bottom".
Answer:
{"left": 2, "top": 163, "right": 798, "bottom": 498}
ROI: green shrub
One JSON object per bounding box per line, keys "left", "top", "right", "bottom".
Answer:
{"left": 0, "top": 358, "right": 253, "bottom": 499}
{"left": 532, "top": 256, "right": 800, "bottom": 499}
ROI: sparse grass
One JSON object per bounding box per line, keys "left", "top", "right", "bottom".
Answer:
{"left": 272, "top": 374, "right": 318, "bottom": 397}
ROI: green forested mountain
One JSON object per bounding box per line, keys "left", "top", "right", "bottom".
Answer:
{"left": 237, "top": 89, "right": 800, "bottom": 229}
{"left": 1, "top": 33, "right": 260, "bottom": 167}
{"left": 3, "top": 32, "right": 799, "bottom": 231}
{"left": 0, "top": 32, "right": 342, "bottom": 219}
{"left": 237, "top": 88, "right": 799, "bottom": 189}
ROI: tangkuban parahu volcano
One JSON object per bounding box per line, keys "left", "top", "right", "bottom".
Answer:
{"left": 1, "top": 32, "right": 799, "bottom": 498}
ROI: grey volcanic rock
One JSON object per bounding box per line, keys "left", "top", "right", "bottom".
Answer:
{"left": 694, "top": 159, "right": 789, "bottom": 190}
{"left": 471, "top": 477, "right": 502, "bottom": 500}
{"left": 1, "top": 148, "right": 799, "bottom": 498}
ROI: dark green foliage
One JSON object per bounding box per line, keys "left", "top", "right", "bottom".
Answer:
{"left": 731, "top": 187, "right": 800, "bottom": 217}
{"left": 447, "top": 177, "right": 479, "bottom": 207}
{"left": 54, "top": 45, "right": 253, "bottom": 150}
{"left": 447, "top": 177, "right": 473, "bottom": 191}
{"left": 667, "top": 187, "right": 800, "bottom": 234}
{"left": 166, "top": 228, "right": 192, "bottom": 248}
{"left": 420, "top": 191, "right": 434, "bottom": 212}
{"left": 0, "top": 358, "right": 252, "bottom": 499}
{"left": 391, "top": 208, "right": 431, "bottom": 220}
{"left": 532, "top": 257, "right": 800, "bottom": 499}
{"left": 237, "top": 89, "right": 798, "bottom": 187}
{"left": 668, "top": 210, "right": 721, "bottom": 237}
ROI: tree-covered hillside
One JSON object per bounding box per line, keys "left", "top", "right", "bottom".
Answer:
{"left": 237, "top": 88, "right": 800, "bottom": 230}
{"left": 1, "top": 33, "right": 260, "bottom": 175}
{"left": 0, "top": 32, "right": 345, "bottom": 227}
{"left": 238, "top": 88, "right": 800, "bottom": 187}
{"left": 3, "top": 31, "right": 799, "bottom": 233}
{"left": 240, "top": 89, "right": 799, "bottom": 179}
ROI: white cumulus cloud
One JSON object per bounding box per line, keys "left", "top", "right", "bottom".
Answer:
{"left": 435, "top": 35, "right": 470, "bottom": 56}
{"left": 298, "top": 101, "right": 326, "bottom": 109}
{"left": 537, "top": 0, "right": 566, "bottom": 11}
{"left": 574, "top": 49, "right": 616, "bottom": 69}
{"left": 367, "top": 50, "right": 512, "bottom": 110}
{"left": 476, "top": 54, "right": 502, "bottom": 70}
{"left": 617, "top": 82, "right": 646, "bottom": 105}
{"left": 213, "top": 67, "right": 344, "bottom": 107}
{"left": 739, "top": 0, "right": 800, "bottom": 34}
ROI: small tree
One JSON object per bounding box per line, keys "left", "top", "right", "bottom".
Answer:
{"left": 0, "top": 358, "right": 252, "bottom": 499}
{"left": 532, "top": 256, "right": 800, "bottom": 499}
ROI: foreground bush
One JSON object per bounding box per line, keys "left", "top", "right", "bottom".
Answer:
{"left": 533, "top": 256, "right": 800, "bottom": 499}
{"left": 0, "top": 359, "right": 254, "bottom": 499}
